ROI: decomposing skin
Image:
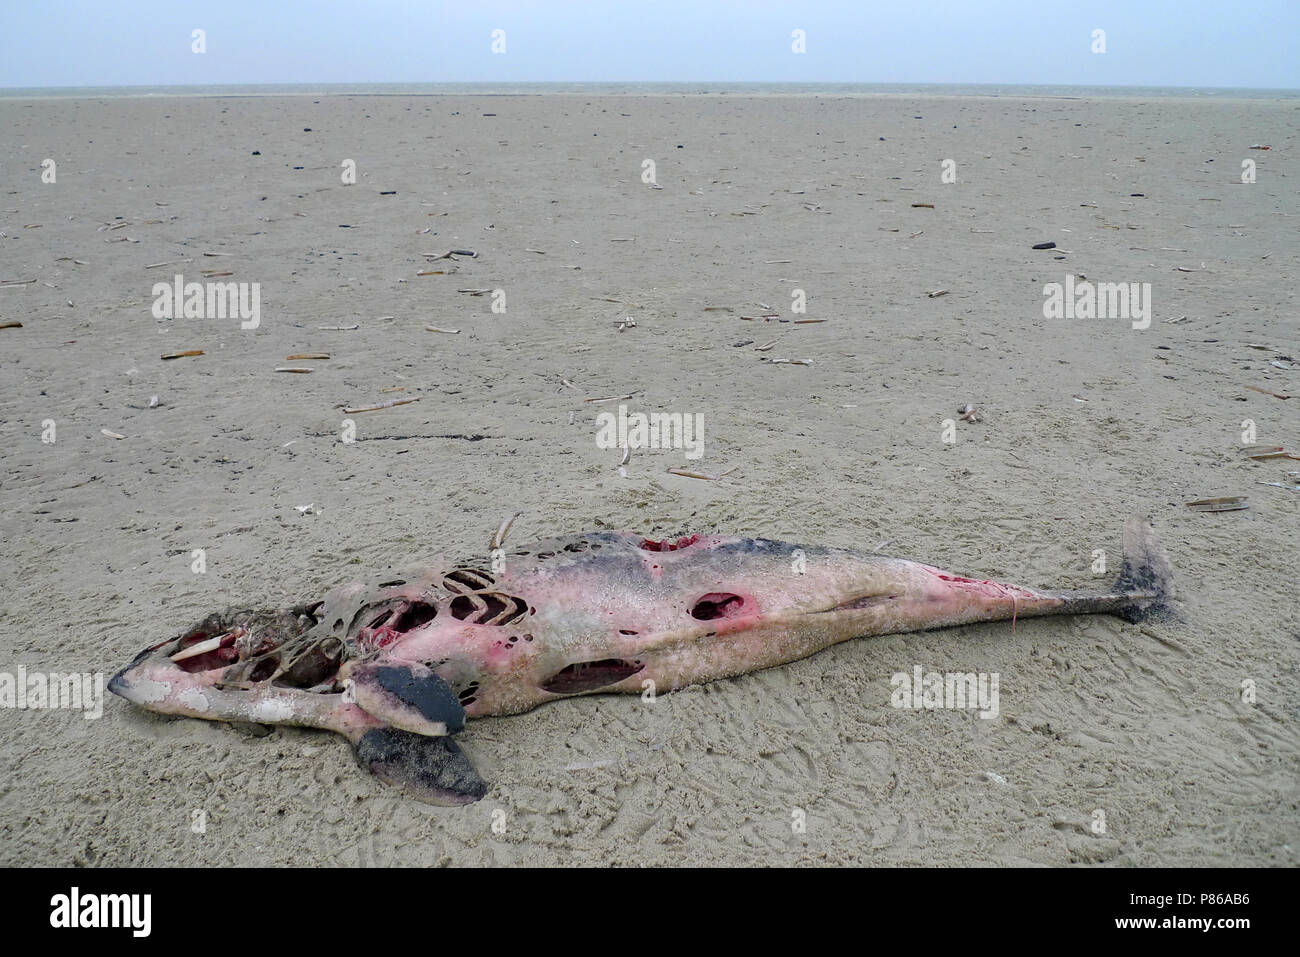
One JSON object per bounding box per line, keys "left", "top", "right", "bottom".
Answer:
{"left": 109, "top": 516, "right": 1175, "bottom": 805}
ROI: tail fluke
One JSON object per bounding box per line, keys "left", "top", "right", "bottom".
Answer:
{"left": 1114, "top": 516, "right": 1177, "bottom": 623}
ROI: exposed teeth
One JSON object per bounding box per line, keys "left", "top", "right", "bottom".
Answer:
{"left": 170, "top": 634, "right": 227, "bottom": 662}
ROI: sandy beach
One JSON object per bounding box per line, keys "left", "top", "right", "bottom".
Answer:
{"left": 0, "top": 91, "right": 1296, "bottom": 866}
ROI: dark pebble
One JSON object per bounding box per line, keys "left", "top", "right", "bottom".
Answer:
{"left": 1032, "top": 242, "right": 1056, "bottom": 250}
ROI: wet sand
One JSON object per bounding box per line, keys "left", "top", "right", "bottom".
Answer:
{"left": 0, "top": 92, "right": 1296, "bottom": 865}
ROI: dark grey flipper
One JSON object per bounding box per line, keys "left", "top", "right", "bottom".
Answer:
{"left": 348, "top": 662, "right": 466, "bottom": 736}
{"left": 354, "top": 727, "right": 487, "bottom": 805}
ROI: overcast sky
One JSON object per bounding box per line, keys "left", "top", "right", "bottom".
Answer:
{"left": 2, "top": 0, "right": 1297, "bottom": 90}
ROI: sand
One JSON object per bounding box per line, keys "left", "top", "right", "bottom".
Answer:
{"left": 0, "top": 92, "right": 1296, "bottom": 866}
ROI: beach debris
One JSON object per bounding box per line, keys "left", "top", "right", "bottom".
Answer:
{"left": 425, "top": 325, "right": 460, "bottom": 334}
{"left": 148, "top": 395, "right": 160, "bottom": 409}
{"left": 295, "top": 503, "right": 321, "bottom": 515}
{"left": 1248, "top": 144, "right": 1270, "bottom": 150}
{"left": 427, "top": 249, "right": 478, "bottom": 260}
{"left": 161, "top": 350, "right": 203, "bottom": 360}
{"left": 101, "top": 429, "right": 126, "bottom": 440}
{"left": 457, "top": 288, "right": 492, "bottom": 296}
{"left": 1245, "top": 385, "right": 1293, "bottom": 400}
{"left": 1163, "top": 315, "right": 1189, "bottom": 324}
{"left": 733, "top": 340, "right": 754, "bottom": 348}
{"left": 0, "top": 279, "right": 37, "bottom": 287}
{"left": 275, "top": 367, "right": 314, "bottom": 374}
{"left": 583, "top": 391, "right": 641, "bottom": 404}
{"left": 417, "top": 270, "right": 450, "bottom": 277}
{"left": 0, "top": 321, "right": 22, "bottom": 329}
{"left": 318, "top": 324, "right": 359, "bottom": 330}
{"left": 926, "top": 289, "right": 949, "bottom": 298}
{"left": 344, "top": 397, "right": 421, "bottom": 414}
{"left": 1270, "top": 359, "right": 1297, "bottom": 371}
{"left": 793, "top": 318, "right": 828, "bottom": 324}
{"left": 958, "top": 403, "right": 980, "bottom": 423}
{"left": 703, "top": 306, "right": 732, "bottom": 313}
{"left": 1259, "top": 481, "right": 1300, "bottom": 491}
{"left": 615, "top": 317, "right": 637, "bottom": 331}
{"left": 667, "top": 467, "right": 720, "bottom": 481}
{"left": 286, "top": 353, "right": 329, "bottom": 361}
{"left": 1031, "top": 242, "right": 1056, "bottom": 250}
{"left": 1185, "top": 496, "right": 1248, "bottom": 513}
{"left": 739, "top": 314, "right": 782, "bottom": 321}
{"left": 761, "top": 357, "right": 813, "bottom": 365}
{"left": 1241, "top": 446, "right": 1300, "bottom": 461}
{"left": 754, "top": 340, "right": 777, "bottom": 352}
{"left": 145, "top": 259, "right": 193, "bottom": 269}
{"left": 491, "top": 512, "right": 520, "bottom": 551}
{"left": 911, "top": 203, "right": 935, "bottom": 209}
{"left": 565, "top": 758, "right": 617, "bottom": 772}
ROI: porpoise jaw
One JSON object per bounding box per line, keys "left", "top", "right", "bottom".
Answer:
{"left": 109, "top": 517, "right": 1175, "bottom": 804}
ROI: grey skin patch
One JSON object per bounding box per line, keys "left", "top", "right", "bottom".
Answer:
{"left": 355, "top": 728, "right": 486, "bottom": 805}
{"left": 350, "top": 663, "right": 466, "bottom": 735}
